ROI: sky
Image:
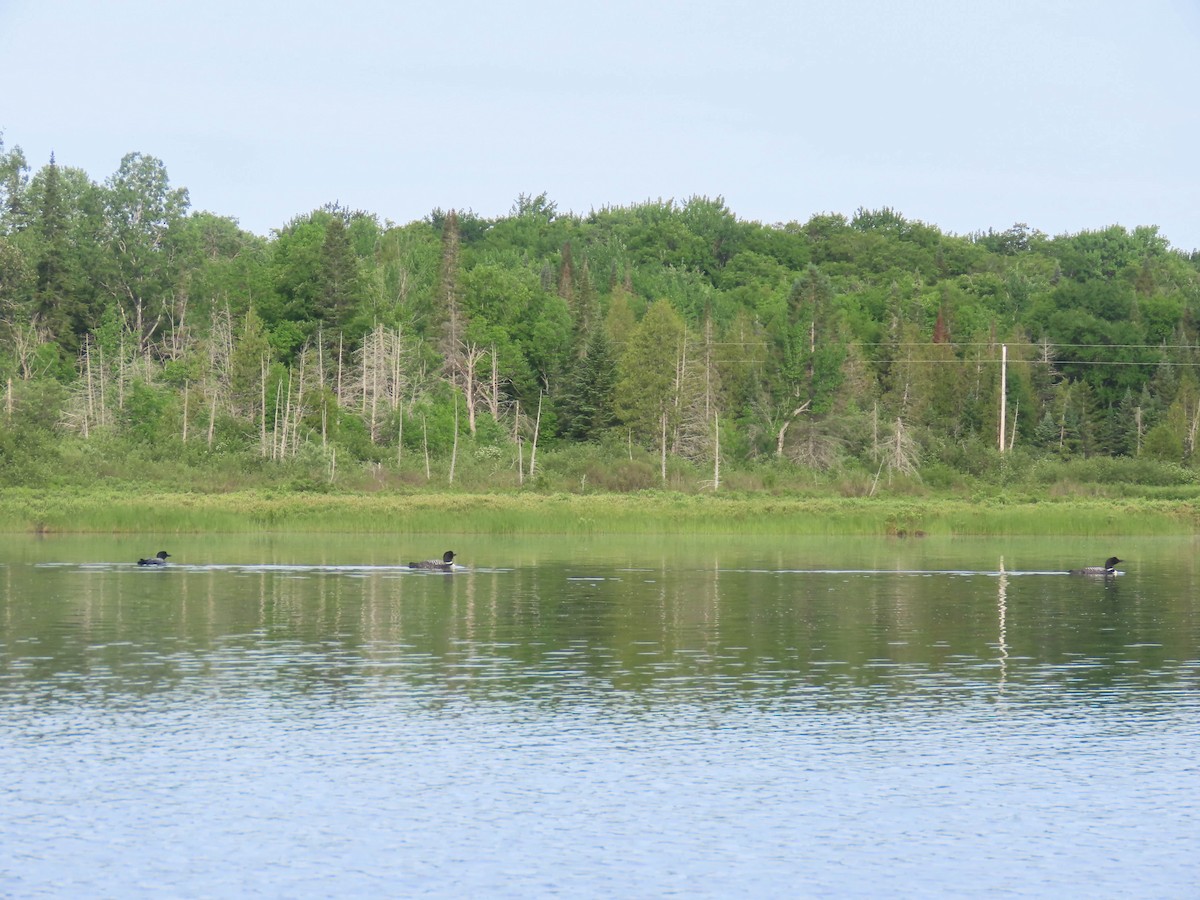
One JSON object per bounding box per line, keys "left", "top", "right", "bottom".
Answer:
{"left": 2, "top": 0, "right": 1198, "bottom": 251}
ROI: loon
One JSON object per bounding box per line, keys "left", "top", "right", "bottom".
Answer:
{"left": 1069, "top": 556, "right": 1122, "bottom": 576}
{"left": 408, "top": 550, "right": 456, "bottom": 571}
{"left": 137, "top": 550, "right": 171, "bottom": 567}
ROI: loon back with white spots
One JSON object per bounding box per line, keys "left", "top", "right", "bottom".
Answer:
{"left": 1069, "top": 556, "right": 1121, "bottom": 576}
{"left": 408, "top": 550, "right": 456, "bottom": 571}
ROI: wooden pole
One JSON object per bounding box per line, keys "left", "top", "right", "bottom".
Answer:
{"left": 713, "top": 412, "right": 720, "bottom": 491}
{"left": 449, "top": 394, "right": 459, "bottom": 485}
{"left": 999, "top": 343, "right": 1007, "bottom": 454}
{"left": 422, "top": 414, "right": 430, "bottom": 480}
{"left": 661, "top": 411, "right": 667, "bottom": 484}
{"left": 514, "top": 399, "right": 523, "bottom": 486}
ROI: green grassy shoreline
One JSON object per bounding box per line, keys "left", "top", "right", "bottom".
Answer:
{"left": 2, "top": 488, "right": 1198, "bottom": 536}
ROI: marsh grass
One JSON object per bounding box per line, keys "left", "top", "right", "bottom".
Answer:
{"left": 2, "top": 487, "right": 1196, "bottom": 536}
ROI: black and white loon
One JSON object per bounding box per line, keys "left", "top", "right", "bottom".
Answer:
{"left": 137, "top": 550, "right": 171, "bottom": 567}
{"left": 1069, "top": 556, "right": 1121, "bottom": 576}
{"left": 408, "top": 550, "right": 456, "bottom": 571}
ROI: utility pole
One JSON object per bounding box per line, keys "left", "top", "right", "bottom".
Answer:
{"left": 999, "top": 344, "right": 1007, "bottom": 453}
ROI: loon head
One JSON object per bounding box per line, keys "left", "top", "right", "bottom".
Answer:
{"left": 1104, "top": 556, "right": 1122, "bottom": 571}
{"left": 442, "top": 550, "right": 456, "bottom": 564}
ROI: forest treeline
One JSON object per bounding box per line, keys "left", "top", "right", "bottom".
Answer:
{"left": 3, "top": 136, "right": 1200, "bottom": 494}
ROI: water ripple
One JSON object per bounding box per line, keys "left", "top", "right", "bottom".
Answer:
{"left": 2, "top": 550, "right": 1198, "bottom": 897}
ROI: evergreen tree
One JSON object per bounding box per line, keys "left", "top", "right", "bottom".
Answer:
{"left": 437, "top": 209, "right": 463, "bottom": 356}
{"left": 786, "top": 264, "right": 845, "bottom": 415}
{"left": 605, "top": 284, "right": 636, "bottom": 346}
{"left": 33, "top": 153, "right": 77, "bottom": 346}
{"left": 614, "top": 300, "right": 686, "bottom": 445}
{"left": 0, "top": 237, "right": 34, "bottom": 341}
{"left": 557, "top": 326, "right": 618, "bottom": 441}
{"left": 229, "top": 307, "right": 271, "bottom": 421}
{"left": 315, "top": 214, "right": 360, "bottom": 329}
{"left": 0, "top": 136, "right": 29, "bottom": 231}
{"left": 574, "top": 256, "right": 600, "bottom": 338}
{"left": 558, "top": 240, "right": 574, "bottom": 307}
{"left": 0, "top": 133, "right": 1198, "bottom": 484}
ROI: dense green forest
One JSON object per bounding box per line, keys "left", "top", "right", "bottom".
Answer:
{"left": 3, "top": 135, "right": 1200, "bottom": 496}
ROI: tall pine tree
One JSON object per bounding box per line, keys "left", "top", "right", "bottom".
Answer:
{"left": 34, "top": 153, "right": 77, "bottom": 346}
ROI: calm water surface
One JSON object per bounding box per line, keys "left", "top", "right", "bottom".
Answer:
{"left": 1, "top": 534, "right": 1198, "bottom": 897}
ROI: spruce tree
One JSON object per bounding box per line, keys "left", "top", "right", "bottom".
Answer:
{"left": 315, "top": 213, "right": 359, "bottom": 328}
{"left": 34, "top": 153, "right": 76, "bottom": 345}
{"left": 437, "top": 209, "right": 463, "bottom": 355}
{"left": 558, "top": 327, "right": 618, "bottom": 441}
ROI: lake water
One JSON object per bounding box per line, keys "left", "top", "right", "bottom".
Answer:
{"left": 1, "top": 533, "right": 1198, "bottom": 897}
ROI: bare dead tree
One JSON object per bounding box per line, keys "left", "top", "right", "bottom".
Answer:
{"left": 7, "top": 319, "right": 50, "bottom": 381}
{"left": 348, "top": 324, "right": 414, "bottom": 445}
{"left": 65, "top": 332, "right": 151, "bottom": 437}
{"left": 886, "top": 417, "right": 920, "bottom": 477}
{"left": 514, "top": 398, "right": 524, "bottom": 485}
{"left": 458, "top": 341, "right": 488, "bottom": 437}
{"left": 774, "top": 401, "right": 812, "bottom": 458}
{"left": 787, "top": 416, "right": 842, "bottom": 470}
{"left": 336, "top": 333, "right": 346, "bottom": 409}
{"left": 203, "top": 305, "right": 235, "bottom": 447}
{"left": 165, "top": 290, "right": 190, "bottom": 361}
{"left": 1189, "top": 398, "right": 1200, "bottom": 458}
{"left": 529, "top": 393, "right": 542, "bottom": 478}
{"left": 487, "top": 345, "right": 501, "bottom": 422}
{"left": 273, "top": 376, "right": 283, "bottom": 460}
{"left": 292, "top": 345, "right": 308, "bottom": 457}
{"left": 422, "top": 413, "right": 431, "bottom": 480}
{"left": 260, "top": 355, "right": 269, "bottom": 457}
{"left": 674, "top": 351, "right": 718, "bottom": 463}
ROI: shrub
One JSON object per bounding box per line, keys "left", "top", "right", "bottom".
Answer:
{"left": 1142, "top": 425, "right": 1184, "bottom": 463}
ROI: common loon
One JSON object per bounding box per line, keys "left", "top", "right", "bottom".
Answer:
{"left": 137, "top": 551, "right": 171, "bottom": 566}
{"left": 408, "top": 550, "right": 456, "bottom": 571}
{"left": 1069, "top": 556, "right": 1121, "bottom": 576}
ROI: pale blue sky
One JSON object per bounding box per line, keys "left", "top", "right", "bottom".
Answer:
{"left": 2, "top": 0, "right": 1197, "bottom": 250}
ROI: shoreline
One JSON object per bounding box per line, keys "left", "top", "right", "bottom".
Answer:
{"left": 2, "top": 488, "right": 1197, "bottom": 536}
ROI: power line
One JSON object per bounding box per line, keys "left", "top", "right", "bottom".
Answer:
{"left": 856, "top": 342, "right": 1197, "bottom": 350}
{"left": 622, "top": 341, "right": 1200, "bottom": 351}
{"left": 871, "top": 359, "right": 1200, "bottom": 367}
